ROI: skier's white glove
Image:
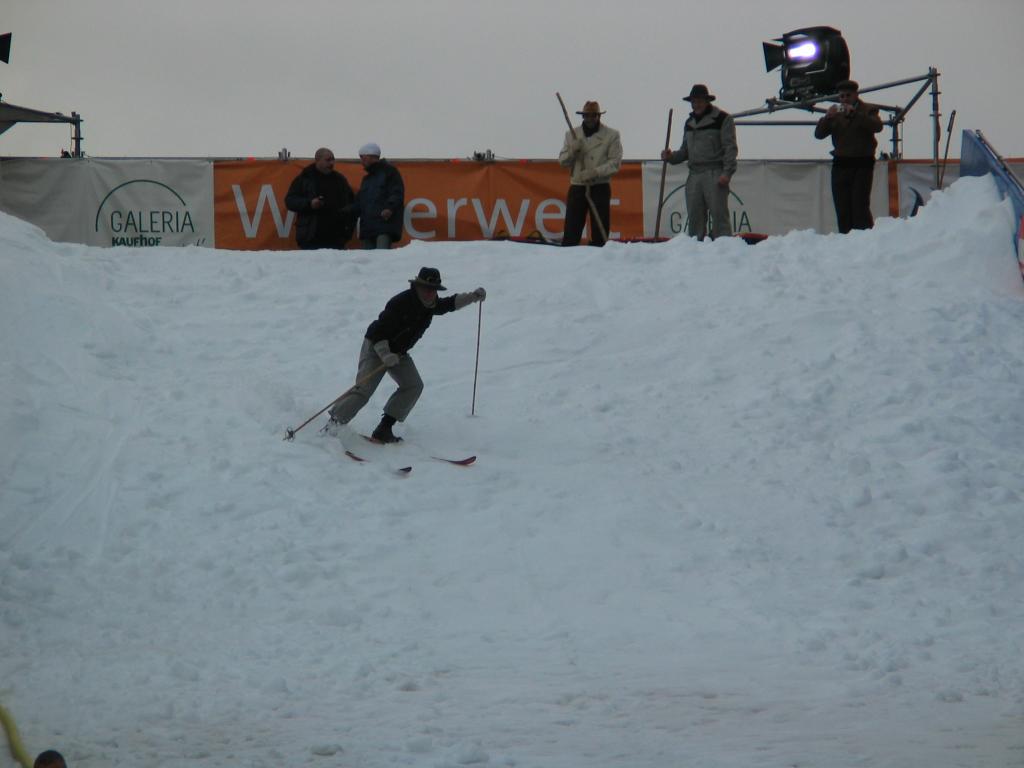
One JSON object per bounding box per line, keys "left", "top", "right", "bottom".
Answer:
{"left": 455, "top": 288, "right": 486, "bottom": 309}
{"left": 373, "top": 340, "right": 400, "bottom": 368}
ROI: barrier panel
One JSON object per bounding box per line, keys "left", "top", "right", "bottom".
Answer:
{"left": 639, "top": 159, "right": 887, "bottom": 237}
{"left": 960, "top": 130, "right": 1024, "bottom": 279}
{"left": 1, "top": 154, "right": 1021, "bottom": 250}
{"left": 0, "top": 158, "right": 213, "bottom": 247}
{"left": 214, "top": 159, "right": 643, "bottom": 250}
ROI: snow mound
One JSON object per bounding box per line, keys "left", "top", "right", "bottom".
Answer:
{"left": 1, "top": 176, "right": 1023, "bottom": 768}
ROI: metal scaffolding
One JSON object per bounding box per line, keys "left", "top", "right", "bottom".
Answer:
{"left": 0, "top": 100, "right": 84, "bottom": 157}
{"left": 732, "top": 68, "right": 943, "bottom": 188}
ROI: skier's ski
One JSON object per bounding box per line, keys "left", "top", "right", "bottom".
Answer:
{"left": 432, "top": 455, "right": 476, "bottom": 466}
{"left": 360, "top": 435, "right": 476, "bottom": 467}
{"left": 345, "top": 450, "right": 412, "bottom": 474}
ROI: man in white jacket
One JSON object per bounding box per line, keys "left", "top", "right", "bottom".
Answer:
{"left": 558, "top": 100, "right": 623, "bottom": 246}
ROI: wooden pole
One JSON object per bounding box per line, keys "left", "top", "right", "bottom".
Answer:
{"left": 655, "top": 107, "right": 674, "bottom": 239}
{"left": 938, "top": 109, "right": 956, "bottom": 190}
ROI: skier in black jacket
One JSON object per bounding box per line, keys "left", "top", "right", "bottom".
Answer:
{"left": 326, "top": 267, "right": 486, "bottom": 442}
{"left": 284, "top": 148, "right": 356, "bottom": 250}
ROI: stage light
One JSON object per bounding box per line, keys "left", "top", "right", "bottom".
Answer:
{"left": 787, "top": 42, "right": 818, "bottom": 61}
{"left": 763, "top": 26, "right": 850, "bottom": 101}
{"left": 0, "top": 33, "right": 11, "bottom": 64}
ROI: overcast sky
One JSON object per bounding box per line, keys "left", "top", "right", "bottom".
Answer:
{"left": 3, "top": 0, "right": 1022, "bottom": 162}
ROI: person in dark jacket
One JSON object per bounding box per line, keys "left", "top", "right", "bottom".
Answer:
{"left": 325, "top": 267, "right": 486, "bottom": 442}
{"left": 353, "top": 142, "right": 405, "bottom": 249}
{"left": 814, "top": 80, "right": 884, "bottom": 233}
{"left": 284, "top": 148, "right": 356, "bottom": 249}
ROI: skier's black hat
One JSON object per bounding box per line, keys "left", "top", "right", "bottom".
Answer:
{"left": 410, "top": 267, "right": 447, "bottom": 291}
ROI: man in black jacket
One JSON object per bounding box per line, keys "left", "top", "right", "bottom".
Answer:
{"left": 354, "top": 142, "right": 405, "bottom": 249}
{"left": 326, "top": 267, "right": 486, "bottom": 442}
{"left": 284, "top": 148, "right": 356, "bottom": 249}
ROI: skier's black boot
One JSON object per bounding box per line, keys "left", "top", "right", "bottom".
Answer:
{"left": 371, "top": 413, "right": 402, "bottom": 443}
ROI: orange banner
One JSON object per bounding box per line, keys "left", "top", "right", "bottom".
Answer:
{"left": 213, "top": 159, "right": 644, "bottom": 250}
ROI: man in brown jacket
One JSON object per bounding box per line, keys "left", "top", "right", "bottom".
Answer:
{"left": 814, "top": 80, "right": 884, "bottom": 233}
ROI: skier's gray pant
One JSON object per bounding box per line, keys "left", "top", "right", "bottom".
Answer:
{"left": 329, "top": 338, "right": 423, "bottom": 424}
{"left": 685, "top": 167, "right": 732, "bottom": 240}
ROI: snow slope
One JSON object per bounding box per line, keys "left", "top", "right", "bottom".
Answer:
{"left": 2, "top": 176, "right": 1023, "bottom": 767}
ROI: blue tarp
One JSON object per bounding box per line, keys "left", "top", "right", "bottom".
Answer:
{"left": 961, "top": 130, "right": 1024, "bottom": 278}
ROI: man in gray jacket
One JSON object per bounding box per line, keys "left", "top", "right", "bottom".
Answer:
{"left": 558, "top": 100, "right": 623, "bottom": 246}
{"left": 661, "top": 84, "right": 738, "bottom": 240}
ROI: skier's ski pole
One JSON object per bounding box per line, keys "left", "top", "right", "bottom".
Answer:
{"left": 283, "top": 363, "right": 387, "bottom": 440}
{"left": 556, "top": 92, "right": 609, "bottom": 244}
{"left": 655, "top": 107, "right": 674, "bottom": 239}
{"left": 471, "top": 300, "right": 483, "bottom": 416}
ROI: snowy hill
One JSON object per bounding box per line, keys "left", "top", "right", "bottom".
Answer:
{"left": 2, "top": 177, "right": 1023, "bottom": 768}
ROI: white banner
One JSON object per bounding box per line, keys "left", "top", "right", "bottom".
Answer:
{"left": 641, "top": 159, "right": 889, "bottom": 237}
{"left": 0, "top": 158, "right": 213, "bottom": 247}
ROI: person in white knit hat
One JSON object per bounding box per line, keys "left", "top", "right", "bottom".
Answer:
{"left": 353, "top": 142, "right": 405, "bottom": 249}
